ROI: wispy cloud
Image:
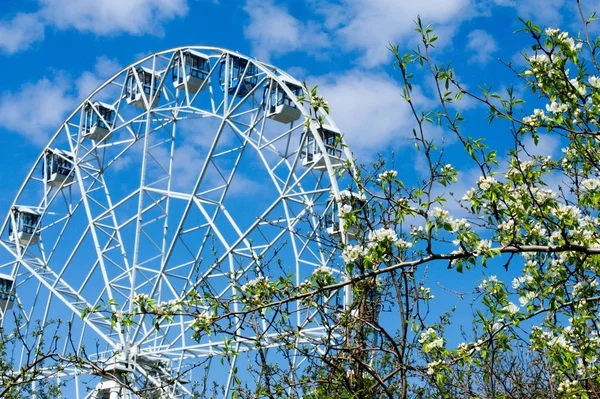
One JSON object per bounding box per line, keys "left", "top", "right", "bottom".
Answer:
{"left": 243, "top": 0, "right": 329, "bottom": 62}
{"left": 75, "top": 56, "right": 122, "bottom": 99}
{"left": 0, "top": 57, "right": 121, "bottom": 145}
{"left": 466, "top": 29, "right": 498, "bottom": 65}
{"left": 0, "top": 0, "right": 189, "bottom": 54}
{"left": 38, "top": 0, "right": 188, "bottom": 36}
{"left": 0, "top": 74, "right": 74, "bottom": 145}
{"left": 0, "top": 13, "right": 45, "bottom": 54}
{"left": 315, "top": 0, "right": 473, "bottom": 67}
{"left": 315, "top": 70, "right": 431, "bottom": 159}
{"left": 490, "top": 0, "right": 568, "bottom": 25}
{"left": 243, "top": 0, "right": 472, "bottom": 67}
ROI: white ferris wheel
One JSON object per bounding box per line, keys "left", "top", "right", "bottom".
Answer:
{"left": 0, "top": 47, "right": 360, "bottom": 398}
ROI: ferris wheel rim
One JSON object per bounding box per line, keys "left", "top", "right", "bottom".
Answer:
{"left": 0, "top": 45, "right": 357, "bottom": 236}
{"left": 0, "top": 46, "right": 356, "bottom": 397}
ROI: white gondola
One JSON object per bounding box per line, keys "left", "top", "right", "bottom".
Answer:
{"left": 326, "top": 190, "right": 367, "bottom": 241}
{"left": 219, "top": 55, "right": 259, "bottom": 98}
{"left": 266, "top": 76, "right": 302, "bottom": 124}
{"left": 0, "top": 273, "right": 15, "bottom": 310}
{"left": 9, "top": 206, "right": 40, "bottom": 245}
{"left": 126, "top": 66, "right": 160, "bottom": 109}
{"left": 301, "top": 125, "right": 344, "bottom": 170}
{"left": 44, "top": 148, "right": 74, "bottom": 188}
{"left": 172, "top": 50, "right": 210, "bottom": 93}
{"left": 94, "top": 380, "right": 122, "bottom": 399}
{"left": 83, "top": 102, "right": 116, "bottom": 141}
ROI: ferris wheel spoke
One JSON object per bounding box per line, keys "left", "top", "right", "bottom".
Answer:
{"left": 66, "top": 148, "right": 131, "bottom": 345}
{"left": 0, "top": 47, "right": 355, "bottom": 398}
{"left": 132, "top": 116, "right": 237, "bottom": 339}
{"left": 0, "top": 242, "right": 117, "bottom": 348}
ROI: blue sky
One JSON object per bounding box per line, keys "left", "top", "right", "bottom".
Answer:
{"left": 1, "top": 0, "right": 596, "bottom": 195}
{"left": 0, "top": 0, "right": 598, "bottom": 307}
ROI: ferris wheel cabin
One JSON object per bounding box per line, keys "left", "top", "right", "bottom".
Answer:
{"left": 265, "top": 76, "right": 303, "bottom": 124}
{"left": 126, "top": 66, "right": 160, "bottom": 110}
{"left": 83, "top": 102, "right": 115, "bottom": 141}
{"left": 172, "top": 50, "right": 210, "bottom": 93}
{"left": 301, "top": 125, "right": 344, "bottom": 171}
{"left": 44, "top": 149, "right": 74, "bottom": 188}
{"left": 219, "top": 54, "right": 259, "bottom": 98}
{"left": 94, "top": 380, "right": 120, "bottom": 399}
{"left": 0, "top": 274, "right": 15, "bottom": 310}
{"left": 326, "top": 190, "right": 367, "bottom": 241}
{"left": 9, "top": 206, "right": 40, "bottom": 245}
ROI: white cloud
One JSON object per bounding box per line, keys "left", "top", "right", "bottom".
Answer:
{"left": 316, "top": 0, "right": 473, "bottom": 67}
{"left": 0, "top": 57, "right": 121, "bottom": 145}
{"left": 0, "top": 0, "right": 189, "bottom": 54}
{"left": 0, "top": 13, "right": 45, "bottom": 54}
{"left": 0, "top": 73, "right": 75, "bottom": 145}
{"left": 490, "top": 0, "right": 567, "bottom": 25}
{"left": 522, "top": 134, "right": 561, "bottom": 158}
{"left": 315, "top": 70, "right": 429, "bottom": 159}
{"left": 76, "top": 56, "right": 121, "bottom": 99}
{"left": 243, "top": 0, "right": 329, "bottom": 61}
{"left": 0, "top": 74, "right": 75, "bottom": 145}
{"left": 242, "top": 0, "right": 474, "bottom": 66}
{"left": 466, "top": 29, "right": 498, "bottom": 64}
{"left": 38, "top": 0, "right": 188, "bottom": 36}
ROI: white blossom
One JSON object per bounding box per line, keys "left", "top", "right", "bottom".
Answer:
{"left": 378, "top": 170, "right": 398, "bottom": 181}
{"left": 477, "top": 176, "right": 497, "bottom": 191}
{"left": 475, "top": 239, "right": 492, "bottom": 255}
{"left": 426, "top": 359, "right": 445, "bottom": 375}
{"left": 419, "top": 286, "right": 434, "bottom": 299}
{"left": 370, "top": 227, "right": 398, "bottom": 243}
{"left": 518, "top": 291, "right": 537, "bottom": 306}
{"left": 462, "top": 188, "right": 476, "bottom": 202}
{"left": 419, "top": 327, "right": 437, "bottom": 344}
{"left": 570, "top": 78, "right": 587, "bottom": 96}
{"left": 529, "top": 54, "right": 550, "bottom": 64}
{"left": 342, "top": 244, "right": 366, "bottom": 263}
{"left": 581, "top": 178, "right": 600, "bottom": 191}
{"left": 558, "top": 379, "right": 579, "bottom": 393}
{"left": 425, "top": 337, "right": 444, "bottom": 351}
{"left": 429, "top": 207, "right": 452, "bottom": 223}
{"left": 192, "top": 311, "right": 213, "bottom": 331}
{"left": 503, "top": 302, "right": 520, "bottom": 315}
{"left": 450, "top": 218, "right": 470, "bottom": 233}
{"left": 114, "top": 310, "right": 124, "bottom": 322}
{"left": 440, "top": 164, "right": 455, "bottom": 175}
{"left": 313, "top": 264, "right": 332, "bottom": 277}
{"left": 338, "top": 204, "right": 353, "bottom": 217}
{"left": 478, "top": 275, "right": 498, "bottom": 291}
{"left": 134, "top": 293, "right": 150, "bottom": 303}
{"left": 498, "top": 219, "right": 515, "bottom": 232}
{"left": 518, "top": 296, "right": 529, "bottom": 306}
{"left": 241, "top": 276, "right": 269, "bottom": 292}
{"left": 546, "top": 101, "right": 569, "bottom": 114}
{"left": 394, "top": 239, "right": 413, "bottom": 250}
{"left": 552, "top": 204, "right": 582, "bottom": 220}
{"left": 563, "top": 36, "right": 583, "bottom": 51}
{"left": 512, "top": 274, "right": 533, "bottom": 289}
{"left": 411, "top": 225, "right": 424, "bottom": 236}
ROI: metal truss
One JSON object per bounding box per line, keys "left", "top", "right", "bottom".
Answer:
{"left": 0, "top": 47, "right": 356, "bottom": 398}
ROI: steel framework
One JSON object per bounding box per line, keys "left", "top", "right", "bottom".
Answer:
{"left": 0, "top": 47, "right": 355, "bottom": 398}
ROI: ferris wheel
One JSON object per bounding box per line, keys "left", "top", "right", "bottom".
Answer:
{"left": 0, "top": 47, "right": 359, "bottom": 398}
